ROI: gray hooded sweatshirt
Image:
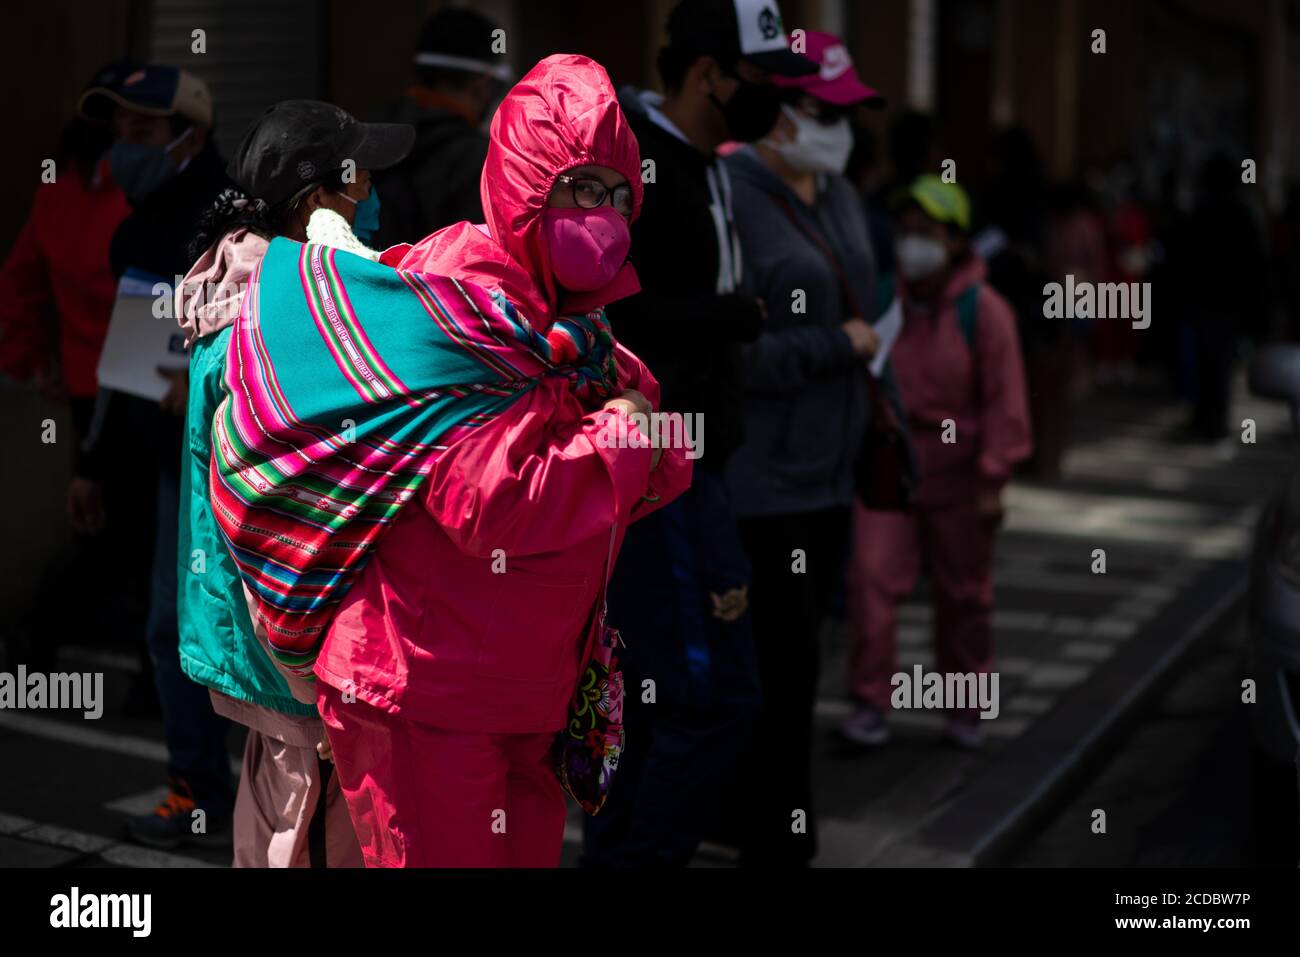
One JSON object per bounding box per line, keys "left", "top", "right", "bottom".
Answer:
{"left": 723, "top": 145, "right": 904, "bottom": 517}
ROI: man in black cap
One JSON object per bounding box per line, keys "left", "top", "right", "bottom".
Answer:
{"left": 583, "top": 0, "right": 816, "bottom": 868}
{"left": 371, "top": 6, "right": 511, "bottom": 246}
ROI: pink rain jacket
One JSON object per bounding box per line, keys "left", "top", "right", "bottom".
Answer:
{"left": 890, "top": 255, "right": 1033, "bottom": 506}
{"left": 314, "top": 55, "right": 692, "bottom": 733}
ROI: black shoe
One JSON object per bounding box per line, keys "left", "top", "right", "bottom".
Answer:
{"left": 124, "top": 777, "right": 232, "bottom": 850}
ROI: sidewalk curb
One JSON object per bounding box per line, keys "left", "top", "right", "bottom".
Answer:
{"left": 908, "top": 561, "right": 1247, "bottom": 867}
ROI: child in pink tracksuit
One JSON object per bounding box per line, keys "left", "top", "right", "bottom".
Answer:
{"left": 842, "top": 176, "right": 1032, "bottom": 749}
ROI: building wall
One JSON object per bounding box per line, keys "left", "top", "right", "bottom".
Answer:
{"left": 6, "top": 0, "right": 1300, "bottom": 259}
{"left": 1074, "top": 0, "right": 1142, "bottom": 175}
{"left": 326, "top": 0, "right": 436, "bottom": 122}
{"left": 150, "top": 0, "right": 327, "bottom": 158}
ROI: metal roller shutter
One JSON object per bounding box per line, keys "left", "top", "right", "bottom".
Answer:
{"left": 148, "top": 0, "right": 326, "bottom": 155}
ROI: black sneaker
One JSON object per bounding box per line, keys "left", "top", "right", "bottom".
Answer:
{"left": 124, "top": 777, "right": 232, "bottom": 850}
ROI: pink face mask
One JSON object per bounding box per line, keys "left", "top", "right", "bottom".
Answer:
{"left": 542, "top": 206, "right": 631, "bottom": 291}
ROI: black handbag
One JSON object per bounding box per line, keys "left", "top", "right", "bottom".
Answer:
{"left": 853, "top": 368, "right": 916, "bottom": 509}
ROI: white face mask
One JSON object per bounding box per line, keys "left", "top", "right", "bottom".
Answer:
{"left": 895, "top": 234, "right": 948, "bottom": 281}
{"left": 766, "top": 104, "right": 853, "bottom": 175}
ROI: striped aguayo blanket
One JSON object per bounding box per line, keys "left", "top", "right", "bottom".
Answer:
{"left": 210, "top": 237, "right": 618, "bottom": 675}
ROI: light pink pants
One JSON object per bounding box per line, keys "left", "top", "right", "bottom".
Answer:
{"left": 846, "top": 499, "right": 996, "bottom": 717}
{"left": 233, "top": 727, "right": 364, "bottom": 868}
{"left": 318, "top": 682, "right": 567, "bottom": 868}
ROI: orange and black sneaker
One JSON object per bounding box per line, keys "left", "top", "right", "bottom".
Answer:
{"left": 123, "top": 777, "right": 232, "bottom": 850}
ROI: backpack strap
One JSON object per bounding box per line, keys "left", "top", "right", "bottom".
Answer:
{"left": 956, "top": 283, "right": 982, "bottom": 405}
{"left": 956, "top": 283, "right": 980, "bottom": 351}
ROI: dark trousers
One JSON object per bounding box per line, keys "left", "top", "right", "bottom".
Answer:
{"left": 145, "top": 468, "right": 233, "bottom": 817}
{"left": 732, "top": 506, "right": 849, "bottom": 866}
{"left": 23, "top": 398, "right": 154, "bottom": 669}
{"left": 1192, "top": 320, "right": 1234, "bottom": 440}
{"left": 582, "top": 471, "right": 760, "bottom": 867}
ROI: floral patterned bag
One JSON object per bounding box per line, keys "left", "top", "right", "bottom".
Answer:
{"left": 554, "top": 527, "right": 625, "bottom": 815}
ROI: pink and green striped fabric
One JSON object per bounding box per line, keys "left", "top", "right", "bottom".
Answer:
{"left": 211, "top": 238, "right": 617, "bottom": 674}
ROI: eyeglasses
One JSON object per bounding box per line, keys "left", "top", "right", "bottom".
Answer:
{"left": 556, "top": 174, "right": 634, "bottom": 217}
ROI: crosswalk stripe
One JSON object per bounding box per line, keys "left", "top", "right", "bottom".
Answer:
{"left": 0, "top": 814, "right": 216, "bottom": 868}
{"left": 0, "top": 712, "right": 168, "bottom": 763}
{"left": 56, "top": 646, "right": 143, "bottom": 675}
{"left": 104, "top": 787, "right": 172, "bottom": 817}
{"left": 0, "top": 712, "right": 241, "bottom": 775}
{"left": 100, "top": 843, "right": 217, "bottom": 868}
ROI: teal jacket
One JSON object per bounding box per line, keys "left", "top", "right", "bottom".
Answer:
{"left": 177, "top": 326, "right": 316, "bottom": 716}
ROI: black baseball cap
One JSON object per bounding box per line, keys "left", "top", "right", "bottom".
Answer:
{"left": 665, "top": 0, "right": 817, "bottom": 77}
{"left": 227, "top": 100, "right": 415, "bottom": 208}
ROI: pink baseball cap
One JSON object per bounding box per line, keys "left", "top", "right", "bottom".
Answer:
{"left": 772, "top": 30, "right": 883, "bottom": 107}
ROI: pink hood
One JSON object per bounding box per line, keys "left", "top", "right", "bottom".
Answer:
{"left": 397, "top": 54, "right": 643, "bottom": 331}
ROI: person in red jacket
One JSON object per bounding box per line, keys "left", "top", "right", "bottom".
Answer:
{"left": 0, "top": 63, "right": 141, "bottom": 688}
{"left": 842, "top": 176, "right": 1032, "bottom": 749}
{"left": 0, "top": 63, "right": 131, "bottom": 446}
{"left": 312, "top": 55, "right": 693, "bottom": 868}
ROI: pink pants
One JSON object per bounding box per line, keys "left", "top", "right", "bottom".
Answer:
{"left": 846, "top": 499, "right": 995, "bottom": 716}
{"left": 317, "top": 682, "right": 567, "bottom": 867}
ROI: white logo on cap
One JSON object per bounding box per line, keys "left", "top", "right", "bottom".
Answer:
{"left": 737, "top": 0, "right": 787, "bottom": 54}
{"left": 820, "top": 44, "right": 851, "bottom": 81}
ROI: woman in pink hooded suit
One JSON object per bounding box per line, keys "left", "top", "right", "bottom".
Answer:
{"left": 313, "top": 55, "right": 692, "bottom": 867}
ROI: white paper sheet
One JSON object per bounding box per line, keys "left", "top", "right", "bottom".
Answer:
{"left": 869, "top": 294, "right": 903, "bottom": 378}
{"left": 95, "top": 270, "right": 188, "bottom": 402}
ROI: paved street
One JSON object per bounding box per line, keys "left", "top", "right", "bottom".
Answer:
{"left": 0, "top": 374, "right": 1295, "bottom": 867}
{"left": 1012, "top": 615, "right": 1300, "bottom": 867}
{"left": 800, "top": 376, "right": 1295, "bottom": 867}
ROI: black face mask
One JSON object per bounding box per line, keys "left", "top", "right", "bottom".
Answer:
{"left": 709, "top": 76, "right": 781, "bottom": 143}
